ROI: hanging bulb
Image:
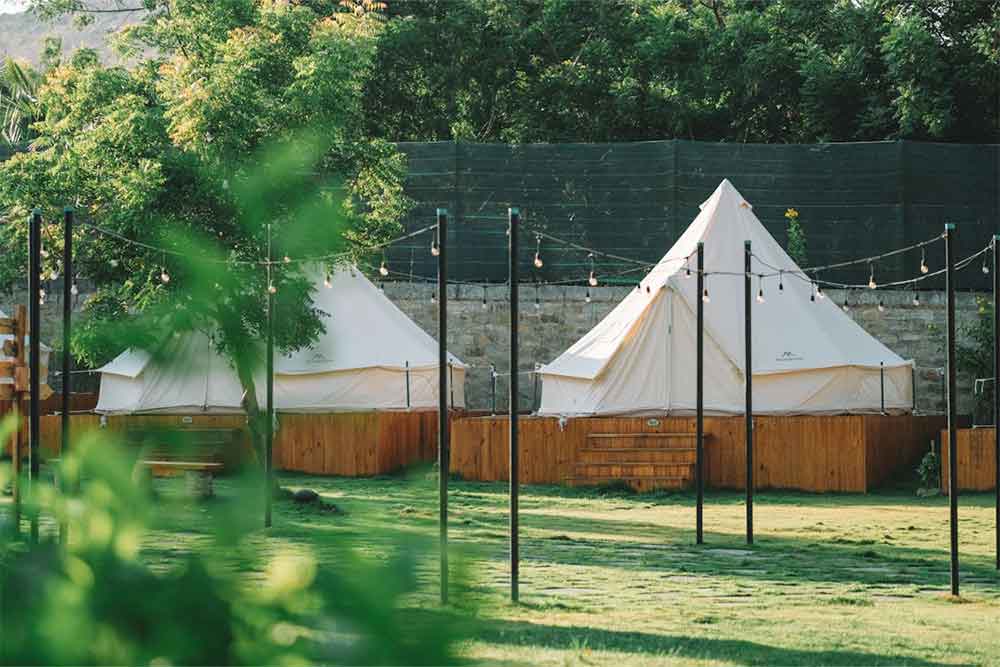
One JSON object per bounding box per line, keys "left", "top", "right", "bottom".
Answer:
{"left": 535, "top": 295, "right": 541, "bottom": 310}
{"left": 868, "top": 275, "right": 876, "bottom": 290}
{"left": 778, "top": 272, "right": 784, "bottom": 292}
{"left": 645, "top": 285, "right": 651, "bottom": 294}
{"left": 702, "top": 287, "right": 710, "bottom": 303}
{"left": 585, "top": 288, "right": 592, "bottom": 303}
{"left": 268, "top": 284, "right": 277, "bottom": 294}
{"left": 481, "top": 295, "right": 488, "bottom": 310}
{"left": 878, "top": 299, "right": 886, "bottom": 313}
{"left": 920, "top": 249, "right": 929, "bottom": 274}
{"left": 39, "top": 288, "right": 46, "bottom": 305}
{"left": 379, "top": 260, "right": 389, "bottom": 277}
{"left": 817, "top": 285, "right": 825, "bottom": 300}
{"left": 324, "top": 273, "right": 332, "bottom": 288}
{"left": 70, "top": 281, "right": 78, "bottom": 297}
{"left": 983, "top": 255, "right": 990, "bottom": 274}
{"left": 588, "top": 271, "right": 598, "bottom": 287}
{"left": 533, "top": 235, "right": 544, "bottom": 268}
{"left": 431, "top": 240, "right": 440, "bottom": 257}
{"left": 533, "top": 252, "right": 543, "bottom": 269}
{"left": 40, "top": 248, "right": 49, "bottom": 259}
{"left": 49, "top": 269, "right": 59, "bottom": 281}
{"left": 912, "top": 293, "right": 920, "bottom": 306}
{"left": 283, "top": 255, "right": 291, "bottom": 264}
{"left": 685, "top": 265, "right": 692, "bottom": 279}
{"left": 109, "top": 258, "right": 119, "bottom": 268}
{"left": 810, "top": 283, "right": 816, "bottom": 302}
{"left": 756, "top": 288, "right": 765, "bottom": 304}
{"left": 160, "top": 268, "right": 170, "bottom": 284}
{"left": 842, "top": 296, "right": 850, "bottom": 312}
{"left": 431, "top": 290, "right": 437, "bottom": 304}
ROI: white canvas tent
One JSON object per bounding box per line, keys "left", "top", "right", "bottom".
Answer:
{"left": 538, "top": 179, "right": 913, "bottom": 417}
{"left": 96, "top": 267, "right": 466, "bottom": 414}
{"left": 0, "top": 308, "right": 51, "bottom": 393}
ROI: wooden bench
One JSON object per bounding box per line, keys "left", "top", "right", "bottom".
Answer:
{"left": 127, "top": 428, "right": 241, "bottom": 498}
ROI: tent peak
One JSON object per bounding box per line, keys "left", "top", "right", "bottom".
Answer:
{"left": 699, "top": 178, "right": 752, "bottom": 212}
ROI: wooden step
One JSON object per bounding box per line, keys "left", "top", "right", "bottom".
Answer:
{"left": 565, "top": 475, "right": 691, "bottom": 492}
{"left": 585, "top": 433, "right": 704, "bottom": 449}
{"left": 574, "top": 462, "right": 695, "bottom": 478}
{"left": 578, "top": 447, "right": 696, "bottom": 464}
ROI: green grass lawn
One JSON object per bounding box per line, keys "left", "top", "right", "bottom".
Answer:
{"left": 11, "top": 470, "right": 1000, "bottom": 666}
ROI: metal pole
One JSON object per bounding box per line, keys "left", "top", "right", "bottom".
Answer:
{"left": 449, "top": 362, "right": 455, "bottom": 411}
{"left": 60, "top": 206, "right": 73, "bottom": 543}
{"left": 509, "top": 207, "right": 520, "bottom": 603}
{"left": 945, "top": 223, "right": 958, "bottom": 595}
{"left": 744, "top": 240, "right": 753, "bottom": 546}
{"left": 880, "top": 362, "right": 886, "bottom": 414}
{"left": 993, "top": 234, "right": 999, "bottom": 570}
{"left": 437, "top": 208, "right": 449, "bottom": 604}
{"left": 405, "top": 360, "right": 411, "bottom": 408}
{"left": 491, "top": 364, "right": 497, "bottom": 415}
{"left": 696, "top": 241, "right": 704, "bottom": 545}
{"left": 29, "top": 208, "right": 41, "bottom": 543}
{"left": 265, "top": 224, "right": 274, "bottom": 529}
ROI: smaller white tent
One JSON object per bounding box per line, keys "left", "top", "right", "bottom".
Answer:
{"left": 0, "top": 308, "right": 51, "bottom": 393}
{"left": 96, "top": 267, "right": 466, "bottom": 414}
{"left": 539, "top": 179, "right": 914, "bottom": 417}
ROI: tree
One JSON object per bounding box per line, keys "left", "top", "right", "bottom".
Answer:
{"left": 360, "top": 0, "right": 1000, "bottom": 144}
{"left": 0, "top": 0, "right": 410, "bottom": 462}
{"left": 0, "top": 58, "right": 41, "bottom": 146}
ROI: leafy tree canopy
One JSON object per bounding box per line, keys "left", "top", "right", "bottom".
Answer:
{"left": 362, "top": 0, "right": 1000, "bottom": 144}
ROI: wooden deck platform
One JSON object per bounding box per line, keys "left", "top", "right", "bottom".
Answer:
{"left": 452, "top": 414, "right": 947, "bottom": 493}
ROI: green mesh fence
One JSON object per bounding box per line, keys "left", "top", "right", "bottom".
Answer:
{"left": 388, "top": 140, "right": 1000, "bottom": 289}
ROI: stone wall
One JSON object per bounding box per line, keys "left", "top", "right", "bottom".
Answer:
{"left": 5, "top": 282, "right": 989, "bottom": 416}
{"left": 384, "top": 283, "right": 987, "bottom": 416}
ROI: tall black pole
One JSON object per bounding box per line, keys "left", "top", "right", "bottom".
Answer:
{"left": 265, "top": 224, "right": 274, "bottom": 529}
{"left": 29, "top": 208, "right": 41, "bottom": 543}
{"left": 744, "top": 240, "right": 753, "bottom": 546}
{"left": 60, "top": 206, "right": 73, "bottom": 544}
{"left": 509, "top": 207, "right": 520, "bottom": 604}
{"left": 945, "top": 223, "right": 958, "bottom": 595}
{"left": 436, "top": 208, "right": 449, "bottom": 604}
{"left": 994, "top": 233, "right": 1000, "bottom": 571}
{"left": 61, "top": 208, "right": 72, "bottom": 456}
{"left": 695, "top": 241, "right": 704, "bottom": 545}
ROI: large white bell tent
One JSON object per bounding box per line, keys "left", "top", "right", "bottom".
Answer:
{"left": 96, "top": 267, "right": 466, "bottom": 414}
{"left": 538, "top": 179, "right": 913, "bottom": 417}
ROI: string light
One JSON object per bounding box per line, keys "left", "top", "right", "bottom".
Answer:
{"left": 912, "top": 282, "right": 920, "bottom": 306}
{"left": 109, "top": 258, "right": 119, "bottom": 268}
{"left": 878, "top": 298, "right": 886, "bottom": 313}
{"left": 70, "top": 279, "right": 78, "bottom": 297}
{"left": 431, "top": 225, "right": 440, "bottom": 256}
{"left": 268, "top": 283, "right": 276, "bottom": 294}
{"left": 868, "top": 262, "right": 877, "bottom": 289}
{"left": 842, "top": 292, "right": 850, "bottom": 312}
{"left": 160, "top": 267, "right": 170, "bottom": 284}
{"left": 702, "top": 286, "right": 710, "bottom": 303}
{"left": 585, "top": 287, "right": 591, "bottom": 303}
{"left": 533, "top": 235, "right": 544, "bottom": 269}
{"left": 685, "top": 258, "right": 692, "bottom": 279}
{"left": 755, "top": 275, "right": 765, "bottom": 304}
{"left": 778, "top": 271, "right": 784, "bottom": 292}
{"left": 817, "top": 284, "right": 825, "bottom": 300}
{"left": 379, "top": 259, "right": 389, "bottom": 277}
{"left": 324, "top": 273, "right": 332, "bottom": 288}
{"left": 534, "top": 284, "right": 541, "bottom": 310}
{"left": 982, "top": 252, "right": 990, "bottom": 274}
{"left": 920, "top": 248, "right": 929, "bottom": 274}
{"left": 810, "top": 283, "right": 816, "bottom": 302}
{"left": 481, "top": 286, "right": 488, "bottom": 310}
{"left": 431, "top": 290, "right": 437, "bottom": 304}
{"left": 587, "top": 253, "right": 598, "bottom": 287}
{"left": 283, "top": 255, "right": 291, "bottom": 264}
{"left": 39, "top": 288, "right": 46, "bottom": 305}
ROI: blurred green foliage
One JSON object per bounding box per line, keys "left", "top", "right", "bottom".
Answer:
{"left": 0, "top": 417, "right": 471, "bottom": 665}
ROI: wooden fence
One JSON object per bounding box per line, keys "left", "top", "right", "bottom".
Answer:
{"left": 452, "top": 414, "right": 946, "bottom": 493}
{"left": 15, "top": 410, "right": 440, "bottom": 477}
{"left": 941, "top": 427, "right": 998, "bottom": 492}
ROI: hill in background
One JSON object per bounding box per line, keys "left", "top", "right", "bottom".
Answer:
{"left": 0, "top": 5, "right": 142, "bottom": 65}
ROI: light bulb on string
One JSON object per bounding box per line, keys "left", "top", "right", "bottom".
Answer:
{"left": 283, "top": 255, "right": 291, "bottom": 264}
{"left": 842, "top": 293, "right": 850, "bottom": 312}
{"left": 268, "top": 283, "right": 277, "bottom": 294}
{"left": 685, "top": 258, "right": 692, "bottom": 279}
{"left": 810, "top": 283, "right": 816, "bottom": 302}
{"left": 778, "top": 271, "right": 784, "bottom": 292}
{"left": 40, "top": 248, "right": 49, "bottom": 259}
{"left": 70, "top": 280, "right": 78, "bottom": 297}
{"left": 533, "top": 235, "right": 543, "bottom": 269}
{"left": 324, "top": 273, "right": 332, "bottom": 289}
{"left": 534, "top": 286, "right": 541, "bottom": 310}
{"left": 585, "top": 287, "right": 591, "bottom": 304}
{"left": 379, "top": 260, "right": 389, "bottom": 277}
{"left": 878, "top": 298, "right": 886, "bottom": 313}
{"left": 109, "top": 258, "right": 119, "bottom": 268}
{"left": 920, "top": 248, "right": 929, "bottom": 274}
{"left": 701, "top": 286, "right": 710, "bottom": 303}
{"left": 431, "top": 225, "right": 440, "bottom": 257}
{"left": 481, "top": 286, "right": 488, "bottom": 310}
{"left": 868, "top": 263, "right": 877, "bottom": 290}
{"left": 587, "top": 253, "right": 598, "bottom": 286}
{"left": 160, "top": 267, "right": 170, "bottom": 284}
{"left": 817, "top": 284, "right": 825, "bottom": 300}
{"left": 39, "top": 288, "right": 46, "bottom": 305}
{"left": 755, "top": 275, "right": 765, "bottom": 304}
{"left": 431, "top": 290, "right": 437, "bottom": 304}
{"left": 983, "top": 253, "right": 990, "bottom": 274}
{"left": 912, "top": 283, "right": 920, "bottom": 307}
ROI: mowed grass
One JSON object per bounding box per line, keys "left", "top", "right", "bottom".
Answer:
{"left": 10, "top": 469, "right": 1000, "bottom": 665}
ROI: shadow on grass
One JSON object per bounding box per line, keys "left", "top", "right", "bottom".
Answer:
{"left": 476, "top": 618, "right": 967, "bottom": 667}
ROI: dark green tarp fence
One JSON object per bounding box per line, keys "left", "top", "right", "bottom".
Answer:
{"left": 388, "top": 140, "right": 1000, "bottom": 289}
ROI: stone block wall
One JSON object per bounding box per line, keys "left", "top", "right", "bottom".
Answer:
{"left": 5, "top": 282, "right": 989, "bottom": 415}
